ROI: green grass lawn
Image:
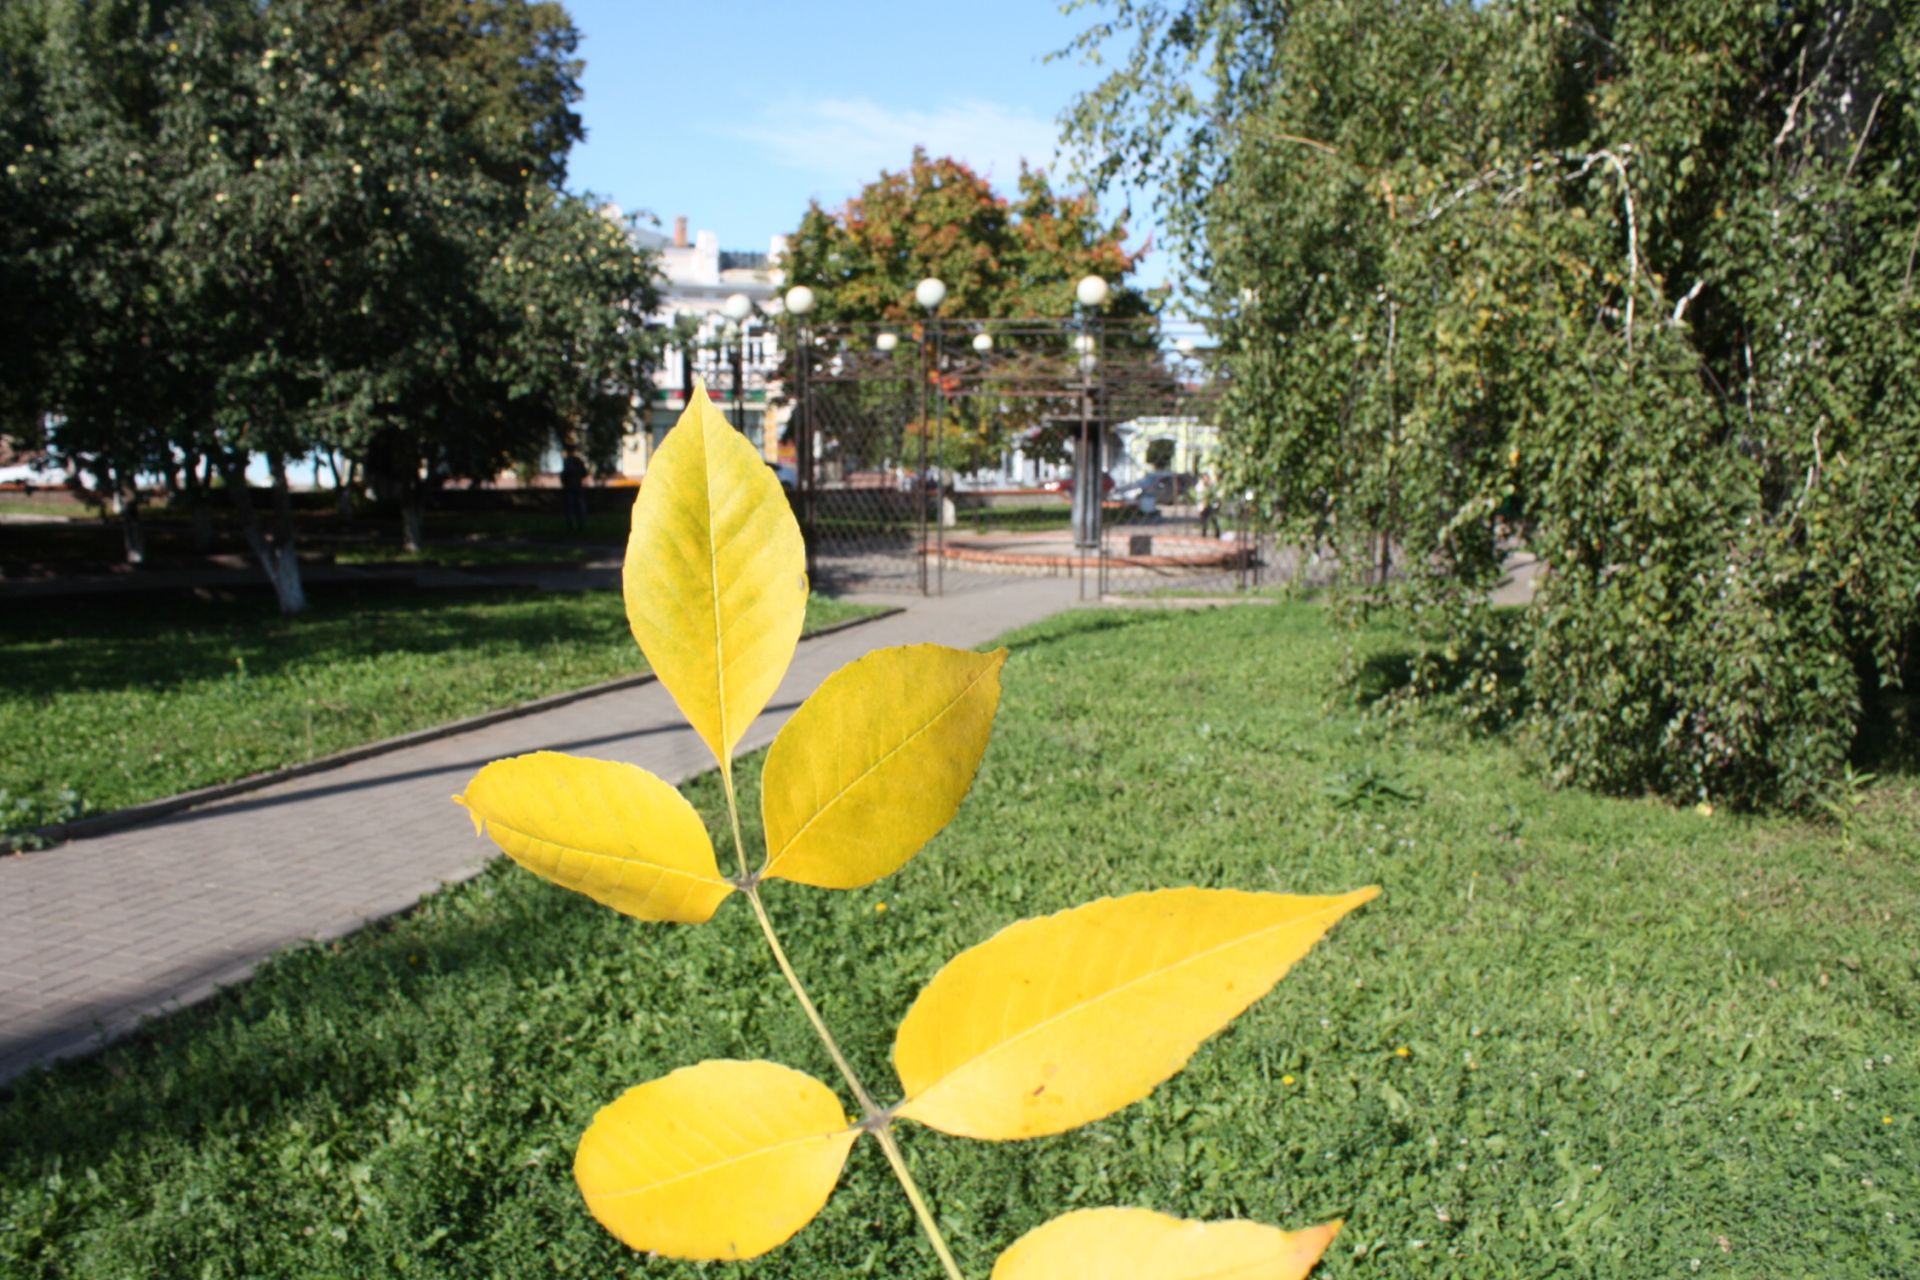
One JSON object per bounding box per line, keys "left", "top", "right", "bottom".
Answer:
{"left": 0, "top": 505, "right": 637, "bottom": 571}
{"left": 0, "top": 589, "right": 881, "bottom": 833}
{"left": 1, "top": 604, "right": 1914, "bottom": 1278}
{"left": 0, "top": 499, "right": 86, "bottom": 520}
{"left": 329, "top": 541, "right": 621, "bottom": 567}
{"left": 960, "top": 507, "right": 1073, "bottom": 534}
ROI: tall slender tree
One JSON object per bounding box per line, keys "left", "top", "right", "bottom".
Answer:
{"left": 1074, "top": 0, "right": 1920, "bottom": 809}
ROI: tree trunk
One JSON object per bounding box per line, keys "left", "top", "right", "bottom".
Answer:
{"left": 258, "top": 539, "right": 307, "bottom": 615}
{"left": 106, "top": 466, "right": 146, "bottom": 566}
{"left": 116, "top": 498, "right": 146, "bottom": 565}
{"left": 223, "top": 450, "right": 308, "bottom": 616}
{"left": 323, "top": 450, "right": 358, "bottom": 519}
{"left": 266, "top": 451, "right": 307, "bottom": 613}
{"left": 182, "top": 452, "right": 214, "bottom": 551}
{"left": 400, "top": 499, "right": 425, "bottom": 553}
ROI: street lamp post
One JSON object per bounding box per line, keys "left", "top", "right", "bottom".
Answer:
{"left": 915, "top": 277, "right": 946, "bottom": 596}
{"left": 721, "top": 292, "right": 754, "bottom": 440}
{"left": 1071, "top": 277, "right": 1108, "bottom": 579}
{"left": 783, "top": 285, "right": 817, "bottom": 573}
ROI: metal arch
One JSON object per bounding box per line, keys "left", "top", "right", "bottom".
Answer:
{"left": 784, "top": 316, "right": 1230, "bottom": 598}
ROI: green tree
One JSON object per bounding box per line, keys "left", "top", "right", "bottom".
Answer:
{"left": 1079, "top": 0, "right": 1920, "bottom": 810}
{"left": 2, "top": 0, "right": 657, "bottom": 606}
{"left": 0, "top": 1, "right": 58, "bottom": 441}
{"left": 1057, "top": 0, "right": 1287, "bottom": 290}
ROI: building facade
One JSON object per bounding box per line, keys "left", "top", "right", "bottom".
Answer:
{"left": 618, "top": 214, "right": 792, "bottom": 478}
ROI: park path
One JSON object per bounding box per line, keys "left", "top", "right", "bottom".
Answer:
{"left": 0, "top": 573, "right": 1082, "bottom": 1085}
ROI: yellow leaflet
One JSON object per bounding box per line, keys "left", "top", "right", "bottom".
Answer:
{"left": 624, "top": 381, "right": 807, "bottom": 773}
{"left": 454, "top": 751, "right": 731, "bottom": 923}
{"left": 574, "top": 1059, "right": 859, "bottom": 1262}
{"left": 992, "top": 1208, "right": 1343, "bottom": 1280}
{"left": 762, "top": 644, "right": 1007, "bottom": 889}
{"left": 893, "top": 886, "right": 1380, "bottom": 1139}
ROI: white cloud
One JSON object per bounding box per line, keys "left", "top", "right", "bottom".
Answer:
{"left": 730, "top": 96, "right": 1065, "bottom": 198}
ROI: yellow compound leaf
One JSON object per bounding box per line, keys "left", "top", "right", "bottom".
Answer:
{"left": 893, "top": 886, "right": 1380, "bottom": 1139}
{"left": 624, "top": 381, "right": 807, "bottom": 773}
{"left": 455, "top": 751, "right": 731, "bottom": 923}
{"left": 761, "top": 644, "right": 1007, "bottom": 889}
{"left": 574, "top": 1059, "right": 859, "bottom": 1262}
{"left": 992, "top": 1208, "right": 1343, "bottom": 1279}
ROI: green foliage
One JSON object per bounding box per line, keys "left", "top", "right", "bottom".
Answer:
{"left": 1319, "top": 761, "right": 1424, "bottom": 813}
{"left": 0, "top": 0, "right": 659, "bottom": 588}
{"left": 1056, "top": 0, "right": 1287, "bottom": 283}
{"left": 3, "top": 605, "right": 1915, "bottom": 1277}
{"left": 1085, "top": 0, "right": 1920, "bottom": 809}
{"left": 784, "top": 148, "right": 1152, "bottom": 325}
{"left": 0, "top": 785, "right": 85, "bottom": 850}
{"left": 0, "top": 590, "right": 879, "bottom": 837}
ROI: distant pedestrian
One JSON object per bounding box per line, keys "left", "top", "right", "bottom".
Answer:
{"left": 560, "top": 447, "right": 588, "bottom": 533}
{"left": 1197, "top": 471, "right": 1222, "bottom": 538}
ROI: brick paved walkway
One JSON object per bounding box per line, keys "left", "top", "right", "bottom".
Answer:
{"left": 0, "top": 573, "right": 1083, "bottom": 1084}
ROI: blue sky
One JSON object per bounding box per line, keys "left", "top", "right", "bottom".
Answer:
{"left": 559, "top": 0, "right": 1169, "bottom": 287}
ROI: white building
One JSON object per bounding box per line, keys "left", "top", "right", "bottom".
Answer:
{"left": 1112, "top": 416, "right": 1221, "bottom": 482}
{"left": 618, "top": 214, "right": 792, "bottom": 478}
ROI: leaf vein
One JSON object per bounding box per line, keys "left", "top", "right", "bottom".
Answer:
{"left": 765, "top": 658, "right": 996, "bottom": 872}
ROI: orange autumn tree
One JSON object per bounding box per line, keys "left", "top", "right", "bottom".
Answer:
{"left": 784, "top": 148, "right": 1152, "bottom": 325}
{"left": 784, "top": 150, "right": 1156, "bottom": 474}
{"left": 453, "top": 384, "right": 1375, "bottom": 1277}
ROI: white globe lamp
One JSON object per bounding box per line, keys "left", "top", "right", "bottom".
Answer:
{"left": 875, "top": 332, "right": 899, "bottom": 352}
{"left": 914, "top": 277, "right": 948, "bottom": 310}
{"left": 1075, "top": 275, "right": 1111, "bottom": 308}
{"left": 783, "top": 285, "right": 816, "bottom": 317}
{"left": 971, "top": 332, "right": 994, "bottom": 352}
{"left": 721, "top": 292, "right": 753, "bottom": 322}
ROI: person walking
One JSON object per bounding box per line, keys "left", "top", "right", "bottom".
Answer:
{"left": 560, "top": 446, "right": 589, "bottom": 534}
{"left": 1196, "top": 470, "right": 1222, "bottom": 539}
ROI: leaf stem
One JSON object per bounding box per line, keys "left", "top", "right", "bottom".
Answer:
{"left": 744, "top": 886, "right": 881, "bottom": 1116}
{"left": 720, "top": 773, "right": 964, "bottom": 1278}
{"left": 870, "top": 1122, "right": 968, "bottom": 1280}
{"left": 719, "top": 769, "right": 751, "bottom": 879}
{"left": 744, "top": 886, "right": 965, "bottom": 1280}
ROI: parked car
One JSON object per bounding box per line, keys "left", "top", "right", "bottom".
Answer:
{"left": 1040, "top": 473, "right": 1115, "bottom": 496}
{"left": 1111, "top": 472, "right": 1197, "bottom": 515}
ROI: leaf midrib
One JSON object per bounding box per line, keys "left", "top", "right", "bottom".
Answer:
{"left": 489, "top": 819, "right": 728, "bottom": 890}
{"left": 590, "top": 1125, "right": 856, "bottom": 1201}
{"left": 898, "top": 895, "right": 1362, "bottom": 1107}
{"left": 700, "top": 408, "right": 731, "bottom": 766}
{"left": 764, "top": 656, "right": 996, "bottom": 873}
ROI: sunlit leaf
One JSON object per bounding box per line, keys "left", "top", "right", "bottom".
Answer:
{"left": 574, "top": 1059, "right": 859, "bottom": 1261}
{"left": 624, "top": 381, "right": 807, "bottom": 773}
{"left": 455, "top": 751, "right": 731, "bottom": 923}
{"left": 761, "top": 644, "right": 1007, "bottom": 889}
{"left": 992, "top": 1208, "right": 1343, "bottom": 1279}
{"left": 893, "top": 886, "right": 1380, "bottom": 1139}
